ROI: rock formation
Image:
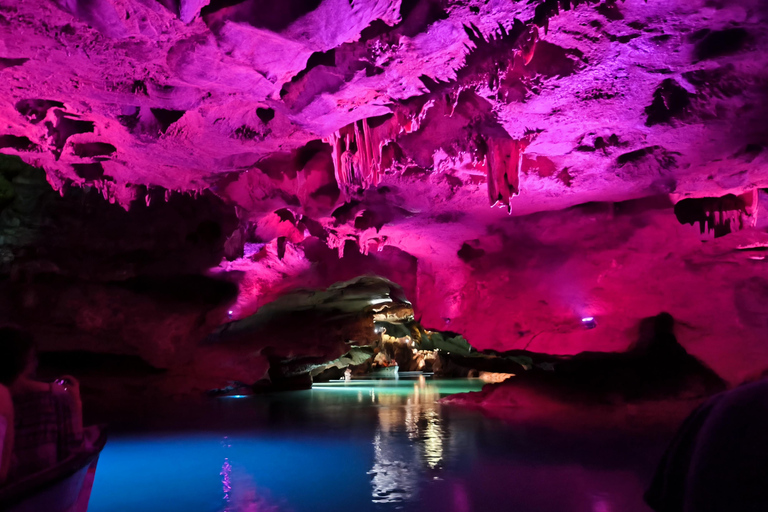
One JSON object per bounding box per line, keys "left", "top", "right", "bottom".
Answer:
{"left": 1, "top": 0, "right": 768, "bottom": 392}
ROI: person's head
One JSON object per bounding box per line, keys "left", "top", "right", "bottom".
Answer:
{"left": 0, "top": 326, "right": 35, "bottom": 386}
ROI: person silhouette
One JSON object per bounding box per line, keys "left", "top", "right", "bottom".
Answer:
{"left": 646, "top": 376, "right": 768, "bottom": 511}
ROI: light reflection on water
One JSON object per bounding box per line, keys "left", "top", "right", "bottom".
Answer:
{"left": 367, "top": 377, "right": 444, "bottom": 503}
{"left": 89, "top": 379, "right": 661, "bottom": 512}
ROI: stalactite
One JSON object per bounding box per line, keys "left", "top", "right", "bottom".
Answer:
{"left": 521, "top": 26, "right": 539, "bottom": 65}
{"left": 675, "top": 193, "right": 754, "bottom": 239}
{"left": 327, "top": 113, "right": 528, "bottom": 212}
{"left": 408, "top": 100, "right": 435, "bottom": 133}
{"left": 485, "top": 137, "right": 523, "bottom": 213}
{"left": 57, "top": 180, "right": 70, "bottom": 198}
{"left": 325, "top": 114, "right": 406, "bottom": 197}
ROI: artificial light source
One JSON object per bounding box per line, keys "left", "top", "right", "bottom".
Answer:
{"left": 581, "top": 317, "right": 597, "bottom": 329}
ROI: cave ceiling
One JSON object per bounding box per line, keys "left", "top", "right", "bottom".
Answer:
{"left": 2, "top": 0, "right": 768, "bottom": 387}
{"left": 1, "top": 0, "right": 767, "bottom": 253}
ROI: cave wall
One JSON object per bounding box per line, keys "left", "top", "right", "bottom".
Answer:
{"left": 0, "top": 158, "right": 239, "bottom": 368}
{"left": 410, "top": 198, "right": 768, "bottom": 385}
{"left": 3, "top": 153, "right": 767, "bottom": 390}
{"left": 211, "top": 185, "right": 768, "bottom": 386}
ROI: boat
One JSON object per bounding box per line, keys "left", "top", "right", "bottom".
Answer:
{"left": 0, "top": 426, "right": 107, "bottom": 512}
{"left": 370, "top": 364, "right": 399, "bottom": 378}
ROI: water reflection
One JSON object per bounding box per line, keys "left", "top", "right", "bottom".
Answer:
{"left": 213, "top": 379, "right": 456, "bottom": 510}
{"left": 220, "top": 434, "right": 286, "bottom": 512}
{"left": 366, "top": 377, "right": 446, "bottom": 503}
{"left": 369, "top": 431, "right": 417, "bottom": 503}
{"left": 89, "top": 379, "right": 665, "bottom": 512}
{"left": 221, "top": 455, "right": 231, "bottom": 505}
{"left": 220, "top": 438, "right": 280, "bottom": 512}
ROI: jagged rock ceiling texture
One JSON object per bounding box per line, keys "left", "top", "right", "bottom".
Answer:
{"left": 2, "top": 0, "right": 767, "bottom": 207}
{"left": 2, "top": 0, "right": 768, "bottom": 387}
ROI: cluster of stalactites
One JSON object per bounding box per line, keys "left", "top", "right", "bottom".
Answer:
{"left": 326, "top": 120, "right": 381, "bottom": 196}
{"left": 325, "top": 112, "right": 528, "bottom": 213}
{"left": 46, "top": 171, "right": 205, "bottom": 211}
{"left": 674, "top": 192, "right": 758, "bottom": 239}
{"left": 325, "top": 112, "right": 411, "bottom": 198}
{"left": 696, "top": 207, "right": 751, "bottom": 238}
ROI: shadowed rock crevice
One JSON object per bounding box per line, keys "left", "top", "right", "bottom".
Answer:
{"left": 0, "top": 135, "right": 38, "bottom": 152}
{"left": 201, "top": 0, "right": 324, "bottom": 32}
{"left": 694, "top": 28, "right": 749, "bottom": 61}
{"left": 15, "top": 99, "right": 65, "bottom": 124}
{"left": 72, "top": 162, "right": 105, "bottom": 181}
{"left": 72, "top": 142, "right": 117, "bottom": 158}
{"left": 0, "top": 57, "right": 28, "bottom": 69}
{"left": 150, "top": 108, "right": 186, "bottom": 133}
{"left": 118, "top": 107, "right": 185, "bottom": 138}
{"left": 645, "top": 79, "right": 690, "bottom": 126}
{"left": 45, "top": 111, "right": 96, "bottom": 157}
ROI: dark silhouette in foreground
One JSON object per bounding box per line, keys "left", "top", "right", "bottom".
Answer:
{"left": 0, "top": 326, "right": 84, "bottom": 480}
{"left": 646, "top": 376, "right": 768, "bottom": 512}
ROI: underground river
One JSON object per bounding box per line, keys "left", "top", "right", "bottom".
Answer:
{"left": 88, "top": 378, "right": 672, "bottom": 512}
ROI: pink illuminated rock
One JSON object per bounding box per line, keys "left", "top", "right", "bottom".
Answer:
{"left": 1, "top": 0, "right": 768, "bottom": 393}
{"left": 0, "top": 0, "right": 765, "bottom": 208}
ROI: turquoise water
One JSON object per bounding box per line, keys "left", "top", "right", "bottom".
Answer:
{"left": 89, "top": 379, "right": 661, "bottom": 512}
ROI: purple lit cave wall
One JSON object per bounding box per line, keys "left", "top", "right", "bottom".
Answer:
{"left": 1, "top": 0, "right": 768, "bottom": 398}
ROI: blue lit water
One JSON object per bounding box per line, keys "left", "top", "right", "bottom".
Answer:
{"left": 89, "top": 379, "right": 663, "bottom": 512}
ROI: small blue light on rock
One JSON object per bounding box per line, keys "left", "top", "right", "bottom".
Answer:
{"left": 581, "top": 317, "right": 597, "bottom": 329}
